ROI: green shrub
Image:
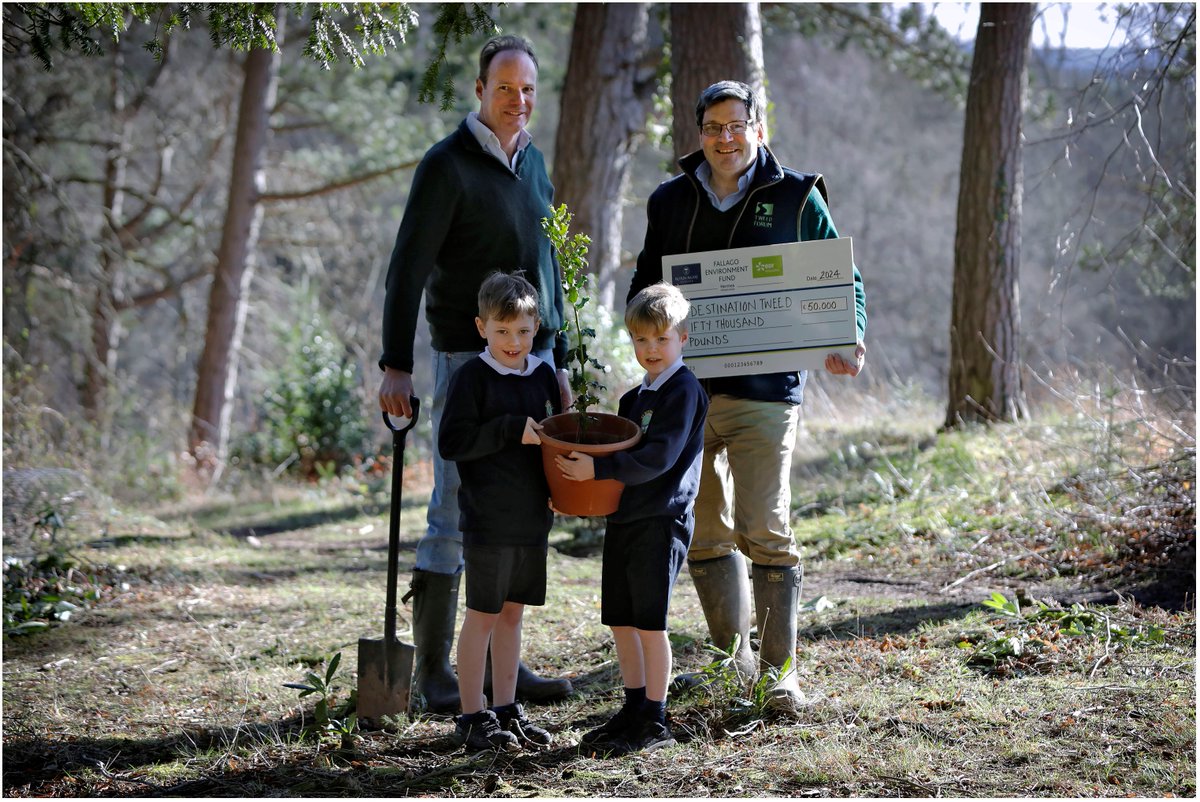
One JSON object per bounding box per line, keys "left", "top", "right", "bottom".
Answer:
{"left": 233, "top": 313, "right": 369, "bottom": 480}
{"left": 3, "top": 552, "right": 102, "bottom": 637}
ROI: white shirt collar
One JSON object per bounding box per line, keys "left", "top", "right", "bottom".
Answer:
{"left": 639, "top": 358, "right": 686, "bottom": 393}
{"left": 696, "top": 159, "right": 758, "bottom": 212}
{"left": 480, "top": 349, "right": 544, "bottom": 377}
{"left": 467, "top": 111, "right": 531, "bottom": 171}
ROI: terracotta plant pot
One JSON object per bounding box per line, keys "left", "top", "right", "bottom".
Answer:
{"left": 539, "top": 412, "right": 642, "bottom": 517}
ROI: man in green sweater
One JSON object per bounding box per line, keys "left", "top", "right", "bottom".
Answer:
{"left": 378, "top": 35, "right": 572, "bottom": 713}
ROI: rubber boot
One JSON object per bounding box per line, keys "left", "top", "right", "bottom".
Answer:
{"left": 674, "top": 553, "right": 756, "bottom": 690}
{"left": 405, "top": 569, "right": 462, "bottom": 714}
{"left": 752, "top": 563, "right": 806, "bottom": 715}
{"left": 484, "top": 656, "right": 573, "bottom": 704}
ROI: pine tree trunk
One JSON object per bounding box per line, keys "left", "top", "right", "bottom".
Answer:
{"left": 552, "top": 3, "right": 657, "bottom": 307}
{"left": 945, "top": 3, "right": 1033, "bottom": 427}
{"left": 670, "top": 3, "right": 766, "bottom": 165}
{"left": 188, "top": 39, "right": 282, "bottom": 470}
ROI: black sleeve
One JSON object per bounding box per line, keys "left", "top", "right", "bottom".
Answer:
{"left": 438, "top": 365, "right": 528, "bottom": 462}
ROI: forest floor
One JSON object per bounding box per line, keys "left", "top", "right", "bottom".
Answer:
{"left": 2, "top": 388, "right": 1195, "bottom": 797}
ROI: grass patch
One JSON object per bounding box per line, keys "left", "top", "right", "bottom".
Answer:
{"left": 3, "top": 374, "right": 1194, "bottom": 797}
{"left": 792, "top": 373, "right": 1193, "bottom": 609}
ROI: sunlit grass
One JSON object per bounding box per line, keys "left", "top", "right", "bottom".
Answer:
{"left": 3, "top": 364, "right": 1193, "bottom": 797}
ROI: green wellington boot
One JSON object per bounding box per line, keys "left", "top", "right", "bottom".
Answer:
{"left": 405, "top": 569, "right": 462, "bottom": 713}
{"left": 674, "top": 553, "right": 757, "bottom": 690}
{"left": 752, "top": 563, "right": 807, "bottom": 715}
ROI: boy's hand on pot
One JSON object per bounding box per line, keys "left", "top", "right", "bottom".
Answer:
{"left": 522, "top": 418, "right": 544, "bottom": 445}
{"left": 555, "top": 451, "right": 595, "bottom": 481}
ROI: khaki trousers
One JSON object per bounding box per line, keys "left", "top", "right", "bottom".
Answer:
{"left": 689, "top": 394, "right": 802, "bottom": 567}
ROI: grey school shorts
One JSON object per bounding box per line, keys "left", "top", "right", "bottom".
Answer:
{"left": 463, "top": 543, "right": 548, "bottom": 614}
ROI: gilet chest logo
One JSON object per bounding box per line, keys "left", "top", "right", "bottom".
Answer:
{"left": 753, "top": 202, "right": 774, "bottom": 228}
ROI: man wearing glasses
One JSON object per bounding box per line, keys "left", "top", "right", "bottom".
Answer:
{"left": 627, "top": 80, "right": 867, "bottom": 714}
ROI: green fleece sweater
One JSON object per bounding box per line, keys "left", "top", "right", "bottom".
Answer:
{"left": 380, "top": 120, "right": 566, "bottom": 373}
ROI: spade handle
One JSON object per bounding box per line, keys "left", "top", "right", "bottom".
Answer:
{"left": 382, "top": 400, "right": 419, "bottom": 642}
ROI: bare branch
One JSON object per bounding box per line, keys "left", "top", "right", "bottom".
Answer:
{"left": 259, "top": 159, "right": 420, "bottom": 203}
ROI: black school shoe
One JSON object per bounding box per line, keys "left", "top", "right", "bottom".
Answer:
{"left": 493, "top": 702, "right": 552, "bottom": 746}
{"left": 580, "top": 705, "right": 639, "bottom": 746}
{"left": 455, "top": 709, "right": 520, "bottom": 752}
{"left": 609, "top": 717, "right": 677, "bottom": 755}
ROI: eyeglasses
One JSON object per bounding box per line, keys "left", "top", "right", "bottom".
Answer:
{"left": 700, "top": 120, "right": 753, "bottom": 138}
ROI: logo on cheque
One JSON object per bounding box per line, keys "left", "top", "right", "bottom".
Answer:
{"left": 751, "top": 255, "right": 783, "bottom": 279}
{"left": 671, "top": 263, "right": 702, "bottom": 286}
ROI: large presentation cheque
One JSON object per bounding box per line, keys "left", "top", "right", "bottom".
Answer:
{"left": 664, "top": 238, "right": 858, "bottom": 379}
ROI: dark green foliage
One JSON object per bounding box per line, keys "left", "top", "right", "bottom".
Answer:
{"left": 2, "top": 3, "right": 277, "bottom": 68}
{"left": 200, "top": 3, "right": 279, "bottom": 53}
{"left": 0, "top": 496, "right": 124, "bottom": 639}
{"left": 283, "top": 651, "right": 358, "bottom": 738}
{"left": 2, "top": 2, "right": 463, "bottom": 73}
{"left": 677, "top": 634, "right": 796, "bottom": 722}
{"left": 961, "top": 592, "right": 1167, "bottom": 673}
{"left": 304, "top": 3, "right": 418, "bottom": 69}
{"left": 3, "top": 3, "right": 119, "bottom": 69}
{"left": 417, "top": 3, "right": 499, "bottom": 109}
{"left": 233, "top": 313, "right": 368, "bottom": 480}
{"left": 3, "top": 551, "right": 102, "bottom": 637}
{"left": 541, "top": 203, "right": 607, "bottom": 420}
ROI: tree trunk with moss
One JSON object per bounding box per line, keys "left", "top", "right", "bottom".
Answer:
{"left": 945, "top": 3, "right": 1033, "bottom": 427}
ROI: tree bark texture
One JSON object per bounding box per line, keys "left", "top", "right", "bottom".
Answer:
{"left": 670, "top": 3, "right": 766, "bottom": 165}
{"left": 552, "top": 3, "right": 658, "bottom": 307}
{"left": 945, "top": 3, "right": 1033, "bottom": 427}
{"left": 188, "top": 39, "right": 282, "bottom": 467}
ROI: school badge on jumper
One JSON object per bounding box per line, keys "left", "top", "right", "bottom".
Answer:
{"left": 640, "top": 410, "right": 653, "bottom": 434}
{"left": 545, "top": 400, "right": 554, "bottom": 418}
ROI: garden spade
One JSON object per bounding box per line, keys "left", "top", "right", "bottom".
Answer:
{"left": 357, "top": 400, "right": 420, "bottom": 727}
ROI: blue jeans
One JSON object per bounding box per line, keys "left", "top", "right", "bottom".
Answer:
{"left": 416, "top": 347, "right": 556, "bottom": 575}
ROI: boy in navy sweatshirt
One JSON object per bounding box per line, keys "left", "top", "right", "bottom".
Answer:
{"left": 555, "top": 282, "right": 708, "bottom": 755}
{"left": 439, "top": 271, "right": 562, "bottom": 752}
